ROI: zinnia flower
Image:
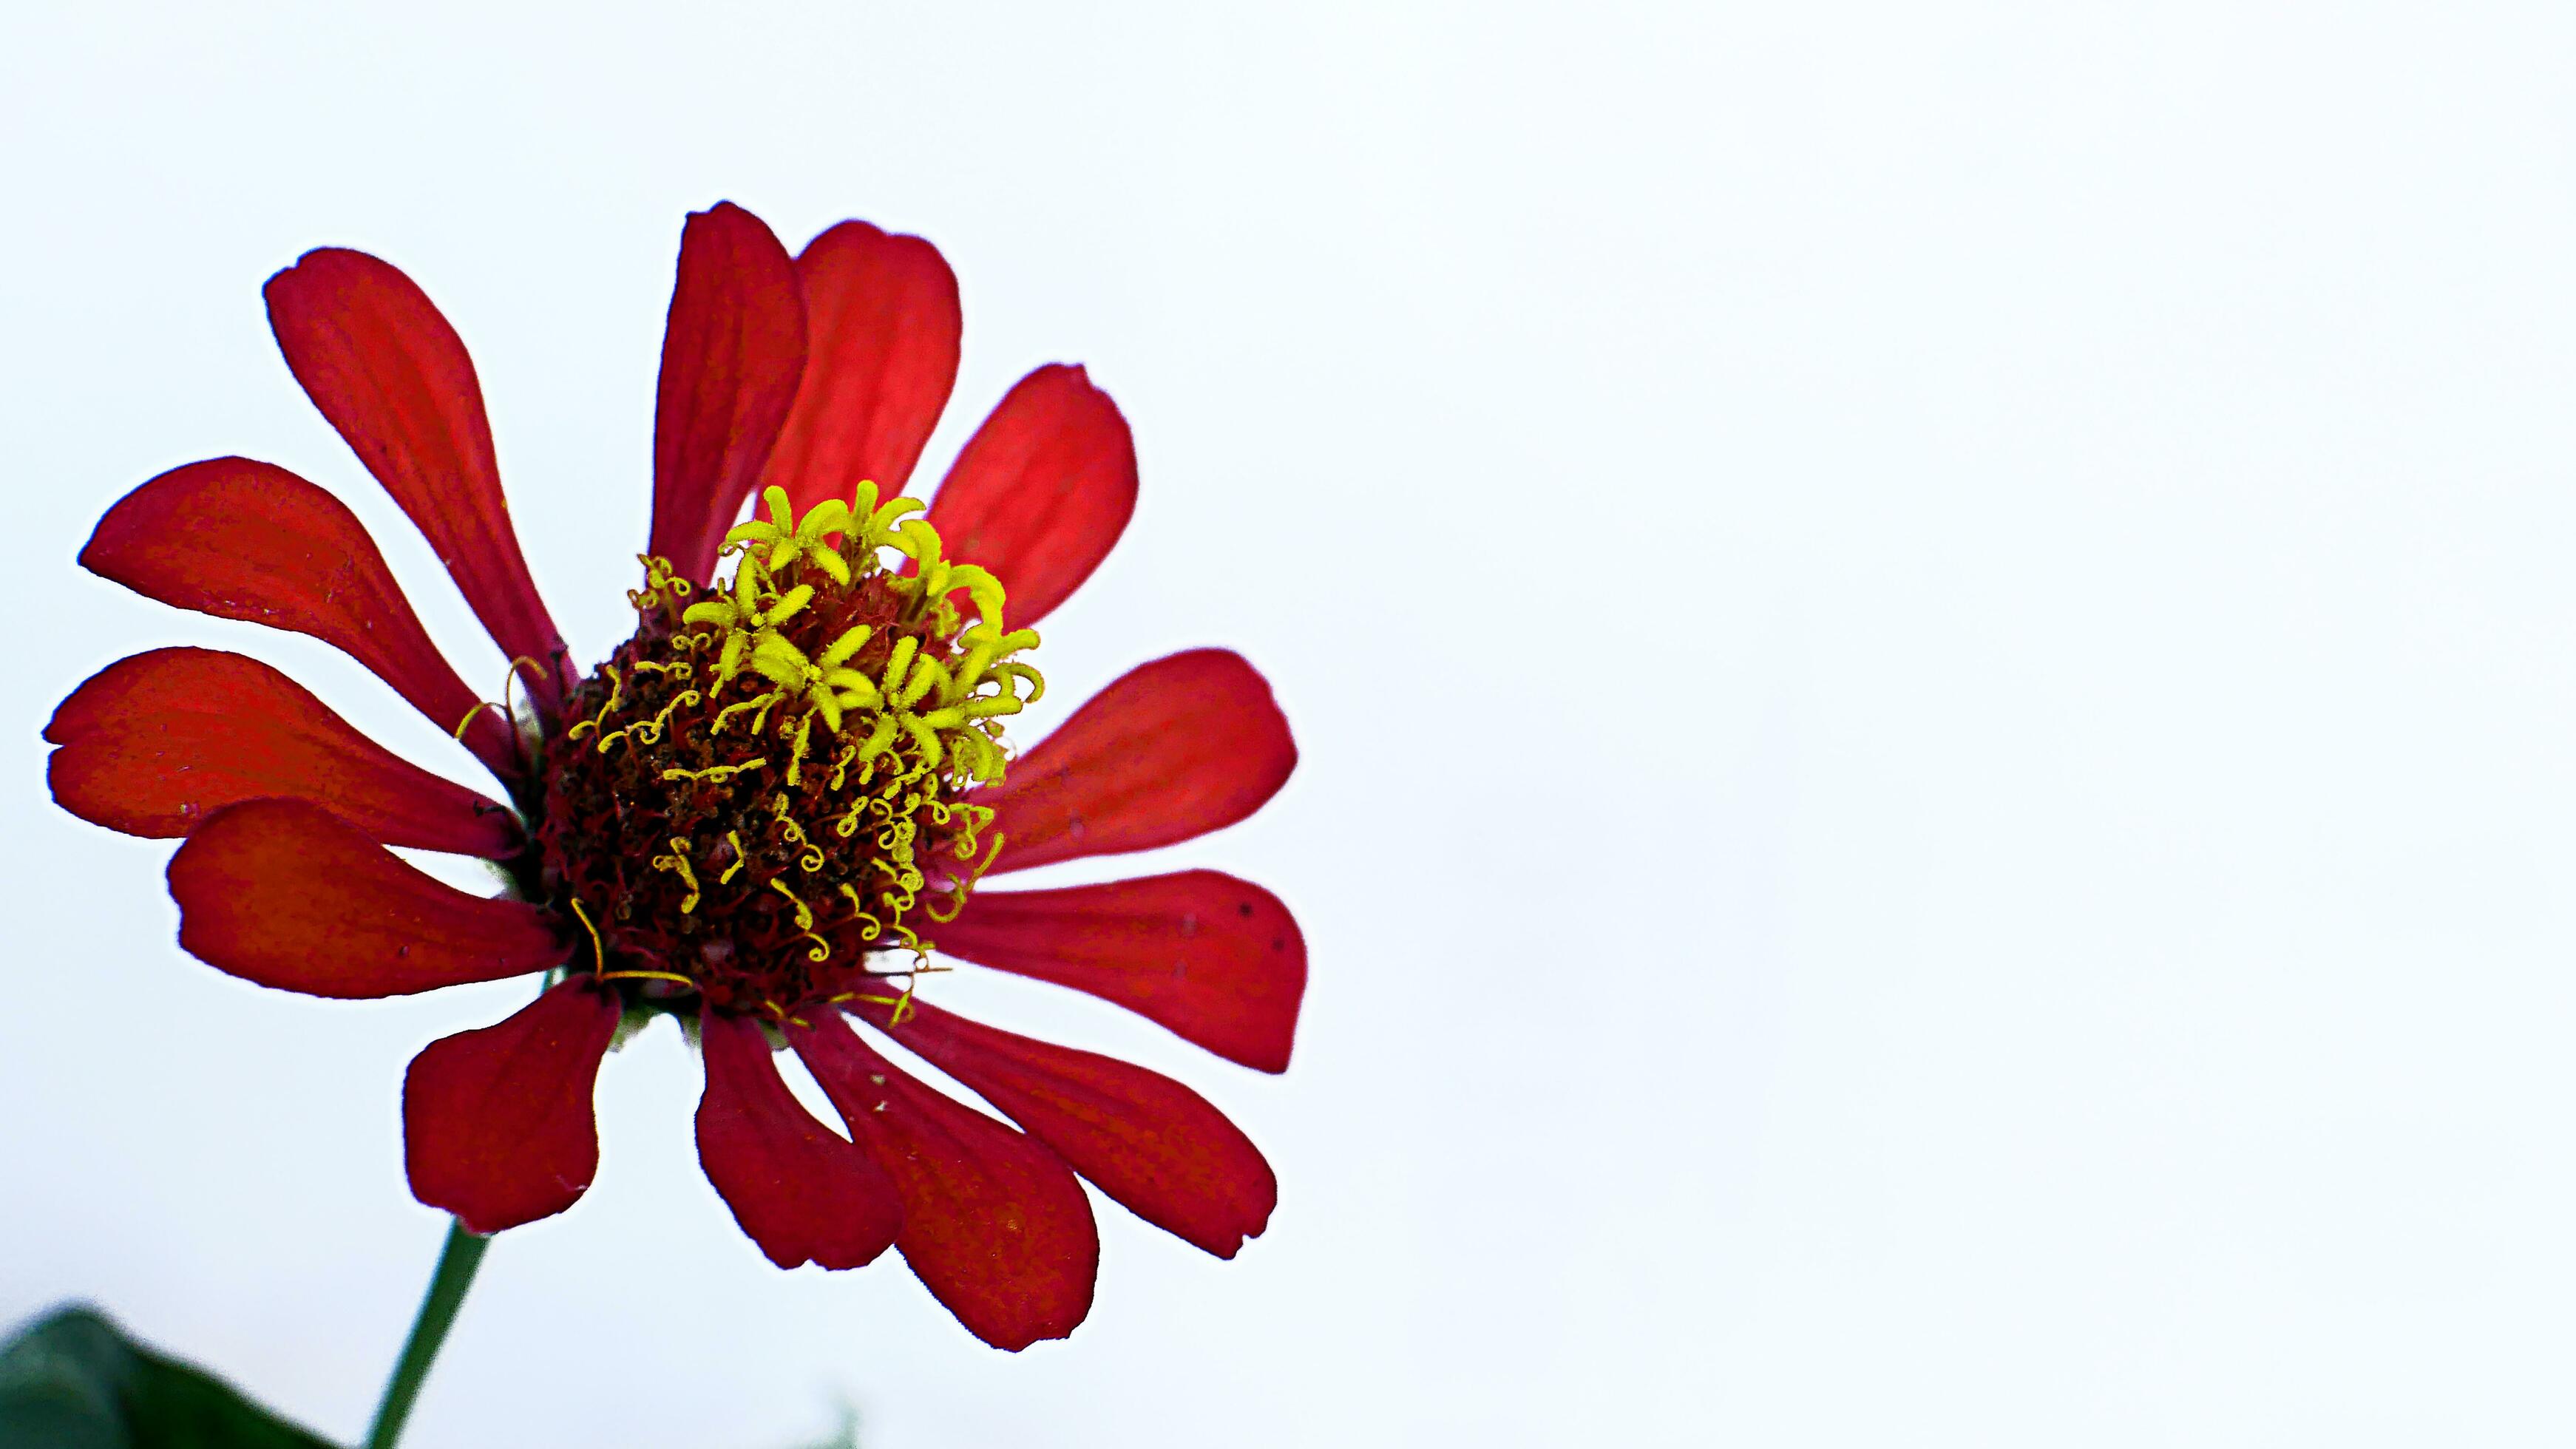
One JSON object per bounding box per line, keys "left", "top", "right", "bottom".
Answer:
{"left": 46, "top": 203, "right": 1304, "bottom": 1350}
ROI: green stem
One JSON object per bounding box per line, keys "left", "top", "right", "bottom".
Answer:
{"left": 362, "top": 1219, "right": 489, "bottom": 1449}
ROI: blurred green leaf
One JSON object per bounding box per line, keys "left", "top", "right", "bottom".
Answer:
{"left": 0, "top": 1305, "right": 338, "bottom": 1448}
{"left": 788, "top": 1402, "right": 860, "bottom": 1449}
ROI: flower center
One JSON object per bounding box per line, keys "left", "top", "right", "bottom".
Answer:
{"left": 535, "top": 484, "right": 1040, "bottom": 1019}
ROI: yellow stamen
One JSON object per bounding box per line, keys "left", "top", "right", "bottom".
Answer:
{"left": 567, "top": 896, "right": 606, "bottom": 971}
{"left": 570, "top": 664, "right": 625, "bottom": 741}
{"left": 651, "top": 837, "right": 701, "bottom": 913}
{"left": 923, "top": 830, "right": 1006, "bottom": 923}
{"left": 500, "top": 655, "right": 549, "bottom": 722}
{"left": 659, "top": 759, "right": 767, "bottom": 784}
{"left": 451, "top": 699, "right": 505, "bottom": 742}
{"left": 768, "top": 877, "right": 816, "bottom": 931}
{"left": 596, "top": 969, "right": 699, "bottom": 989}
{"left": 711, "top": 694, "right": 773, "bottom": 736}
{"left": 638, "top": 688, "right": 701, "bottom": 744}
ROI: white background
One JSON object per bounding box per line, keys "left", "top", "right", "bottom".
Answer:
{"left": 6, "top": 3, "right": 2576, "bottom": 1445}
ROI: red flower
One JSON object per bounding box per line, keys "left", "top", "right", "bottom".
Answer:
{"left": 47, "top": 203, "right": 1303, "bottom": 1351}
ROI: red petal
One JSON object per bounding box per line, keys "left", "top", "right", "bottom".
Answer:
{"left": 977, "top": 648, "right": 1295, "bottom": 874}
{"left": 694, "top": 1011, "right": 901, "bottom": 1270}
{"left": 648, "top": 203, "right": 809, "bottom": 586}
{"left": 403, "top": 979, "right": 620, "bottom": 1233}
{"left": 791, "top": 1018, "right": 1097, "bottom": 1350}
{"left": 939, "top": 871, "right": 1305, "bottom": 1073}
{"left": 80, "top": 458, "right": 518, "bottom": 778}
{"left": 47, "top": 647, "right": 520, "bottom": 857}
{"left": 763, "top": 221, "right": 961, "bottom": 519}
{"left": 167, "top": 798, "right": 565, "bottom": 998}
{"left": 861, "top": 998, "right": 1278, "bottom": 1258}
{"left": 925, "top": 364, "right": 1136, "bottom": 627}
{"left": 264, "top": 248, "right": 574, "bottom": 713}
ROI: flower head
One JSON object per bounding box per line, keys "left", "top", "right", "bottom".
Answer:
{"left": 47, "top": 203, "right": 1302, "bottom": 1350}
